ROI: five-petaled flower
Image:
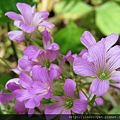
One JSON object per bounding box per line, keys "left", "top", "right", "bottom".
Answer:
{"left": 5, "top": 2, "right": 54, "bottom": 43}
{"left": 73, "top": 31, "right": 120, "bottom": 96}
{"left": 45, "top": 79, "right": 88, "bottom": 120}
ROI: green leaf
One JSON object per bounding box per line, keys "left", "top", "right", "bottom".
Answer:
{"left": 54, "top": 1, "right": 92, "bottom": 20}
{"left": 54, "top": 22, "right": 85, "bottom": 54}
{"left": 96, "top": 1, "right": 120, "bottom": 35}
{"left": 0, "top": 0, "right": 35, "bottom": 25}
{"left": 0, "top": 0, "right": 34, "bottom": 15}
{"left": 109, "top": 105, "right": 120, "bottom": 114}
{"left": 0, "top": 73, "right": 12, "bottom": 90}
{"left": 0, "top": 16, "right": 10, "bottom": 25}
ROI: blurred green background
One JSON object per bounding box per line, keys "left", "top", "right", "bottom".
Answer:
{"left": 1, "top": 0, "right": 120, "bottom": 114}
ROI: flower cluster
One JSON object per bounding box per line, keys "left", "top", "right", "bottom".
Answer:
{"left": 1, "top": 2, "right": 120, "bottom": 119}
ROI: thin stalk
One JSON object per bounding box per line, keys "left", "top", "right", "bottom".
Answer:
{"left": 7, "top": 23, "right": 18, "bottom": 62}
{"left": 0, "top": 57, "right": 11, "bottom": 68}
{"left": 89, "top": 95, "right": 96, "bottom": 114}
{"left": 110, "top": 84, "right": 120, "bottom": 90}
{"left": 80, "top": 88, "right": 89, "bottom": 100}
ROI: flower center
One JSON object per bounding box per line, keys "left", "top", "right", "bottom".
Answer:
{"left": 98, "top": 72, "right": 110, "bottom": 80}
{"left": 42, "top": 60, "right": 50, "bottom": 68}
{"left": 65, "top": 99, "right": 73, "bottom": 109}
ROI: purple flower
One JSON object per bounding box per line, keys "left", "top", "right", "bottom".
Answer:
{"left": 5, "top": 2, "right": 54, "bottom": 43}
{"left": 0, "top": 78, "right": 26, "bottom": 114}
{"left": 12, "top": 66, "right": 55, "bottom": 115}
{"left": 1, "top": 66, "right": 56, "bottom": 115}
{"left": 73, "top": 35, "right": 120, "bottom": 96}
{"left": 45, "top": 79, "right": 88, "bottom": 120}
{"left": 18, "top": 43, "right": 61, "bottom": 79}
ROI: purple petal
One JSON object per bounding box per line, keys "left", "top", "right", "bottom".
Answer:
{"left": 90, "top": 78, "right": 109, "bottom": 96}
{"left": 14, "top": 89, "right": 33, "bottom": 102}
{"left": 37, "top": 43, "right": 59, "bottom": 63}
{"left": 19, "top": 72, "right": 33, "bottom": 89}
{"left": 72, "top": 99, "right": 88, "bottom": 114}
{"left": 32, "top": 5, "right": 36, "bottom": 13}
{"left": 30, "top": 81, "right": 48, "bottom": 94}
{"left": 8, "top": 30, "right": 25, "bottom": 43}
{"left": 44, "top": 90, "right": 52, "bottom": 99}
{"left": 79, "top": 49, "right": 88, "bottom": 57}
{"left": 45, "top": 102, "right": 64, "bottom": 120}
{"left": 15, "top": 100, "right": 26, "bottom": 114}
{"left": 63, "top": 51, "right": 76, "bottom": 65}
{"left": 7, "top": 82, "right": 20, "bottom": 92}
{"left": 106, "top": 53, "right": 120, "bottom": 71}
{"left": 46, "top": 42, "right": 60, "bottom": 51}
{"left": 42, "top": 29, "right": 52, "bottom": 49}
{"left": 88, "top": 41, "right": 106, "bottom": 71}
{"left": 28, "top": 109, "right": 34, "bottom": 116}
{"left": 5, "top": 78, "right": 19, "bottom": 90}
{"left": 79, "top": 92, "right": 87, "bottom": 100}
{"left": 32, "top": 65, "right": 42, "bottom": 81}
{"left": 0, "top": 93, "right": 14, "bottom": 102}
{"left": 23, "top": 45, "right": 40, "bottom": 61}
{"left": 82, "top": 51, "right": 93, "bottom": 62}
{"left": 51, "top": 96, "right": 66, "bottom": 101}
{"left": 111, "top": 71, "right": 120, "bottom": 82}
{"left": 80, "top": 31, "right": 96, "bottom": 48}
{"left": 101, "top": 33, "right": 119, "bottom": 51}
{"left": 12, "top": 65, "right": 22, "bottom": 75}
{"left": 73, "top": 57, "right": 96, "bottom": 76}
{"left": 64, "top": 79, "right": 76, "bottom": 98}
{"left": 107, "top": 45, "right": 120, "bottom": 59}
{"left": 5, "top": 12, "right": 23, "bottom": 21}
{"left": 39, "top": 21, "right": 55, "bottom": 29}
{"left": 34, "top": 94, "right": 45, "bottom": 106}
{"left": 49, "top": 64, "right": 62, "bottom": 80}
{"left": 14, "top": 21, "right": 35, "bottom": 33}
{"left": 18, "top": 58, "right": 38, "bottom": 71}
{"left": 94, "top": 98, "right": 104, "bottom": 106}
{"left": 46, "top": 50, "right": 59, "bottom": 62}
{"left": 32, "top": 66, "right": 50, "bottom": 84}
{"left": 37, "top": 51, "right": 46, "bottom": 63}
{"left": 32, "top": 11, "right": 49, "bottom": 25}
{"left": 17, "top": 3, "right": 32, "bottom": 25}
{"left": 60, "top": 110, "right": 71, "bottom": 120}
{"left": 61, "top": 109, "right": 71, "bottom": 114}
{"left": 25, "top": 97, "right": 36, "bottom": 109}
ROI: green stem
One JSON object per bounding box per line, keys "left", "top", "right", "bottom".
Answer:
{"left": 80, "top": 88, "right": 89, "bottom": 100}
{"left": 110, "top": 84, "right": 120, "bottom": 90}
{"left": 94, "top": 106, "right": 107, "bottom": 114}
{"left": 82, "top": 82, "right": 91, "bottom": 86}
{"left": 0, "top": 57, "right": 11, "bottom": 68}
{"left": 83, "top": 108, "right": 90, "bottom": 114}
{"left": 76, "top": 85, "right": 80, "bottom": 98}
{"left": 7, "top": 23, "right": 18, "bottom": 62}
{"left": 88, "top": 95, "right": 96, "bottom": 114}
{"left": 11, "top": 41, "right": 18, "bottom": 61}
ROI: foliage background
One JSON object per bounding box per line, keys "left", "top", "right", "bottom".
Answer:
{"left": 0, "top": 0, "right": 120, "bottom": 114}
